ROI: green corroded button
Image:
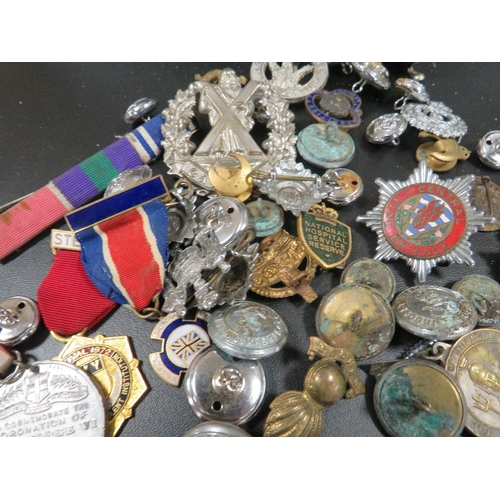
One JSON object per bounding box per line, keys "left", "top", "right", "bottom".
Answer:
{"left": 374, "top": 359, "right": 466, "bottom": 437}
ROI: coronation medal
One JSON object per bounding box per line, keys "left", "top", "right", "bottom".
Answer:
{"left": 56, "top": 334, "right": 148, "bottom": 436}
{"left": 297, "top": 203, "right": 352, "bottom": 270}
{"left": 357, "top": 161, "right": 495, "bottom": 282}
{"left": 149, "top": 311, "right": 212, "bottom": 387}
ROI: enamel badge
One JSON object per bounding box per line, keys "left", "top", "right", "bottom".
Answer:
{"left": 297, "top": 203, "right": 352, "bottom": 270}
{"left": 149, "top": 311, "right": 212, "bottom": 387}
{"left": 56, "top": 334, "right": 148, "bottom": 437}
{"left": 357, "top": 161, "right": 495, "bottom": 282}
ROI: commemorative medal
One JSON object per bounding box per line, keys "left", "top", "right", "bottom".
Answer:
{"left": 357, "top": 161, "right": 495, "bottom": 282}
{"left": 56, "top": 334, "right": 148, "bottom": 437}
{"left": 149, "top": 311, "right": 212, "bottom": 387}
{"left": 297, "top": 203, "right": 352, "bottom": 270}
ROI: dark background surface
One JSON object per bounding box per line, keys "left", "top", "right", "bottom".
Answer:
{"left": 1, "top": 62, "right": 499, "bottom": 437}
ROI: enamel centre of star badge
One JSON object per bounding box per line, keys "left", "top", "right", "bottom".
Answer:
{"left": 357, "top": 161, "right": 495, "bottom": 282}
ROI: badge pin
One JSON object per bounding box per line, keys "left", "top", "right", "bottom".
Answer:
{"left": 357, "top": 161, "right": 495, "bottom": 282}
{"left": 56, "top": 334, "right": 148, "bottom": 437}
{"left": 297, "top": 203, "right": 352, "bottom": 270}
{"left": 149, "top": 311, "right": 212, "bottom": 387}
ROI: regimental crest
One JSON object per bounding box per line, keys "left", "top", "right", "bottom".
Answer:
{"left": 298, "top": 203, "right": 352, "bottom": 270}
{"left": 357, "top": 161, "right": 496, "bottom": 282}
{"left": 149, "top": 311, "right": 212, "bottom": 387}
{"left": 56, "top": 334, "right": 148, "bottom": 437}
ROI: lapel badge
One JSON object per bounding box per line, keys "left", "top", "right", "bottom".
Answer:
{"left": 149, "top": 311, "right": 212, "bottom": 387}
{"left": 297, "top": 203, "right": 352, "bottom": 270}
{"left": 358, "top": 161, "right": 496, "bottom": 282}
{"left": 56, "top": 334, "right": 148, "bottom": 437}
{"left": 251, "top": 229, "right": 318, "bottom": 302}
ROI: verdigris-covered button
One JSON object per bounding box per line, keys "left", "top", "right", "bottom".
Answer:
{"left": 393, "top": 285, "right": 477, "bottom": 341}
{"left": 0, "top": 296, "right": 40, "bottom": 346}
{"left": 452, "top": 275, "right": 500, "bottom": 327}
{"left": 184, "top": 346, "right": 266, "bottom": 425}
{"left": 315, "top": 283, "right": 395, "bottom": 360}
{"left": 297, "top": 122, "right": 355, "bottom": 169}
{"left": 340, "top": 258, "right": 396, "bottom": 302}
{"left": 184, "top": 421, "right": 251, "bottom": 437}
{"left": 246, "top": 198, "right": 284, "bottom": 238}
{"left": 374, "top": 359, "right": 466, "bottom": 437}
{"left": 208, "top": 301, "right": 288, "bottom": 359}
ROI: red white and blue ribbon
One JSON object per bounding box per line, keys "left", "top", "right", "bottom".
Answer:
{"left": 66, "top": 176, "right": 169, "bottom": 311}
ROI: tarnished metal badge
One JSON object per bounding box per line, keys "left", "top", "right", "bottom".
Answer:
{"left": 297, "top": 203, "right": 352, "bottom": 270}
{"left": 56, "top": 334, "right": 148, "bottom": 437}
{"left": 149, "top": 311, "right": 212, "bottom": 387}
{"left": 0, "top": 361, "right": 107, "bottom": 437}
{"left": 358, "top": 161, "right": 494, "bottom": 282}
{"left": 444, "top": 328, "right": 500, "bottom": 437}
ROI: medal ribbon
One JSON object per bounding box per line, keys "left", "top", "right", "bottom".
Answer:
{"left": 37, "top": 250, "right": 116, "bottom": 335}
{"left": 66, "top": 177, "right": 169, "bottom": 311}
{"left": 0, "top": 114, "right": 164, "bottom": 260}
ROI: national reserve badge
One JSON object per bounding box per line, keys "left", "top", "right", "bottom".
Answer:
{"left": 149, "top": 311, "right": 212, "bottom": 387}
{"left": 56, "top": 334, "right": 148, "bottom": 437}
{"left": 297, "top": 203, "right": 352, "bottom": 270}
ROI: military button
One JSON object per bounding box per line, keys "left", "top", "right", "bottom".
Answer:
{"left": 393, "top": 285, "right": 478, "bottom": 341}
{"left": 246, "top": 198, "right": 284, "bottom": 238}
{"left": 195, "top": 196, "right": 255, "bottom": 249}
{"left": 323, "top": 168, "right": 363, "bottom": 206}
{"left": 365, "top": 113, "right": 408, "bottom": 146}
{"left": 208, "top": 301, "right": 288, "bottom": 359}
{"left": 340, "top": 258, "right": 396, "bottom": 302}
{"left": 374, "top": 359, "right": 466, "bottom": 437}
{"left": 184, "top": 346, "right": 266, "bottom": 425}
{"left": 452, "top": 275, "right": 500, "bottom": 327}
{"left": 315, "top": 284, "right": 395, "bottom": 360}
{"left": 0, "top": 297, "right": 40, "bottom": 346}
{"left": 184, "top": 421, "right": 251, "bottom": 437}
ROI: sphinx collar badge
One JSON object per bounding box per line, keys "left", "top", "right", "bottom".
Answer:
{"left": 357, "top": 161, "right": 495, "bottom": 282}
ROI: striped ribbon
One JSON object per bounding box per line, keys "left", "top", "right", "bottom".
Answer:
{"left": 66, "top": 177, "right": 169, "bottom": 311}
{"left": 0, "top": 114, "right": 164, "bottom": 260}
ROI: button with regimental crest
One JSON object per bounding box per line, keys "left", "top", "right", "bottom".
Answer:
{"left": 208, "top": 301, "right": 288, "bottom": 359}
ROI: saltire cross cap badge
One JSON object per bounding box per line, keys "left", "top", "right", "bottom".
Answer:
{"left": 357, "top": 161, "right": 495, "bottom": 282}
{"left": 56, "top": 334, "right": 148, "bottom": 437}
{"left": 65, "top": 176, "right": 169, "bottom": 312}
{"left": 149, "top": 311, "right": 212, "bottom": 387}
{"left": 297, "top": 203, "right": 352, "bottom": 270}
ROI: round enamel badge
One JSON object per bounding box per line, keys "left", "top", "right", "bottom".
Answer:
{"left": 358, "top": 161, "right": 495, "bottom": 282}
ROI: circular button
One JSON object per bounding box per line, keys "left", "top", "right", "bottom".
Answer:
{"left": 374, "top": 359, "right": 466, "bottom": 437}
{"left": 477, "top": 130, "right": 500, "bottom": 170}
{"left": 184, "top": 346, "right": 266, "bottom": 425}
{"left": 0, "top": 296, "right": 40, "bottom": 346}
{"left": 208, "top": 301, "right": 288, "bottom": 359}
{"left": 315, "top": 284, "right": 395, "bottom": 360}
{"left": 184, "top": 421, "right": 251, "bottom": 437}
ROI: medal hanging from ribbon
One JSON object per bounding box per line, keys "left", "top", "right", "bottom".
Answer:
{"left": 66, "top": 176, "right": 169, "bottom": 312}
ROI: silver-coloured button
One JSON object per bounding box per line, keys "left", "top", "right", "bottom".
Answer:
{"left": 323, "top": 168, "right": 363, "bottom": 205}
{"left": 124, "top": 97, "right": 157, "bottom": 123}
{"left": 0, "top": 297, "right": 40, "bottom": 346}
{"left": 184, "top": 421, "right": 251, "bottom": 437}
{"left": 477, "top": 130, "right": 500, "bottom": 170}
{"left": 208, "top": 301, "right": 288, "bottom": 359}
{"left": 195, "top": 196, "right": 255, "bottom": 249}
{"left": 393, "top": 285, "right": 478, "bottom": 341}
{"left": 184, "top": 346, "right": 266, "bottom": 425}
{"left": 366, "top": 113, "right": 408, "bottom": 145}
